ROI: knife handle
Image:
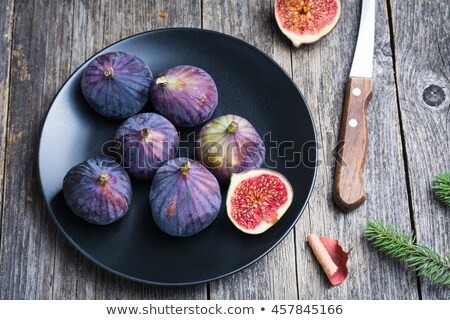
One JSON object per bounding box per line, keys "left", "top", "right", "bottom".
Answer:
{"left": 334, "top": 76, "right": 374, "bottom": 212}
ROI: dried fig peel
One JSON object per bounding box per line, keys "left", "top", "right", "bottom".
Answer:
{"left": 307, "top": 234, "right": 349, "bottom": 285}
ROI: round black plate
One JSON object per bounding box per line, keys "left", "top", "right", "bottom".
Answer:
{"left": 38, "top": 28, "right": 317, "bottom": 285}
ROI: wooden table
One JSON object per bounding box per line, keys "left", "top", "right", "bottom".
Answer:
{"left": 0, "top": 0, "right": 448, "bottom": 300}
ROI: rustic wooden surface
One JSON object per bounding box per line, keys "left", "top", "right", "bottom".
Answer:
{"left": 0, "top": 0, "right": 448, "bottom": 299}
{"left": 390, "top": 0, "right": 450, "bottom": 300}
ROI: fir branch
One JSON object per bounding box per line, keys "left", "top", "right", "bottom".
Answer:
{"left": 432, "top": 172, "right": 450, "bottom": 207}
{"left": 364, "top": 220, "right": 450, "bottom": 286}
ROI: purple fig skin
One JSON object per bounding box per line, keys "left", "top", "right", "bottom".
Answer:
{"left": 149, "top": 158, "right": 221, "bottom": 237}
{"left": 81, "top": 51, "right": 153, "bottom": 119}
{"left": 150, "top": 65, "right": 218, "bottom": 127}
{"left": 114, "top": 113, "right": 179, "bottom": 180}
{"left": 63, "top": 156, "right": 132, "bottom": 225}
{"left": 196, "top": 114, "right": 266, "bottom": 184}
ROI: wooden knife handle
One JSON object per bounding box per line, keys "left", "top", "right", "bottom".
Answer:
{"left": 334, "top": 76, "right": 374, "bottom": 212}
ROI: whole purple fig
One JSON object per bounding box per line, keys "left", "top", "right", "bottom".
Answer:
{"left": 114, "top": 113, "right": 179, "bottom": 179}
{"left": 196, "top": 115, "right": 266, "bottom": 184}
{"left": 63, "top": 156, "right": 132, "bottom": 225}
{"left": 81, "top": 51, "right": 153, "bottom": 119}
{"left": 150, "top": 65, "right": 218, "bottom": 127}
{"left": 150, "top": 158, "right": 221, "bottom": 237}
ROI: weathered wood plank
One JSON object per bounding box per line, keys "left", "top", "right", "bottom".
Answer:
{"left": 390, "top": 0, "right": 450, "bottom": 299}
{"left": 292, "top": 0, "right": 418, "bottom": 298}
{"left": 0, "top": 0, "right": 59, "bottom": 299}
{"left": 50, "top": 0, "right": 84, "bottom": 300}
{"left": 94, "top": 271, "right": 207, "bottom": 300}
{"left": 0, "top": 0, "right": 14, "bottom": 239}
{"left": 203, "top": 0, "right": 298, "bottom": 300}
{"left": 0, "top": 0, "right": 14, "bottom": 299}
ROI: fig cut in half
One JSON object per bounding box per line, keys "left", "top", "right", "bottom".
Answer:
{"left": 226, "top": 169, "right": 293, "bottom": 235}
{"left": 275, "top": 0, "right": 341, "bottom": 47}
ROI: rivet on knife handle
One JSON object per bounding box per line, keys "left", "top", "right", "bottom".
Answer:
{"left": 334, "top": 76, "right": 374, "bottom": 212}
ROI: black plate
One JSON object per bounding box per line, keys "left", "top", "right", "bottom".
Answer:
{"left": 38, "top": 28, "right": 317, "bottom": 285}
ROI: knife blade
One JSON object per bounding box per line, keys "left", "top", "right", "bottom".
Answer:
{"left": 334, "top": 0, "right": 376, "bottom": 212}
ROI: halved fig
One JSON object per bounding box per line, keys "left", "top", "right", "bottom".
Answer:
{"left": 226, "top": 169, "right": 294, "bottom": 234}
{"left": 275, "top": 0, "right": 341, "bottom": 47}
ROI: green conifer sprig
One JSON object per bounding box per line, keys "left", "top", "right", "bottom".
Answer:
{"left": 432, "top": 172, "right": 450, "bottom": 207}
{"left": 364, "top": 220, "right": 450, "bottom": 285}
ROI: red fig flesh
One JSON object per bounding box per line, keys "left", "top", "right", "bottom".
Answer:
{"left": 226, "top": 169, "right": 293, "bottom": 234}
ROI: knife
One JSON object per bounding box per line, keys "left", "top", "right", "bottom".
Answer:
{"left": 334, "top": 0, "right": 375, "bottom": 212}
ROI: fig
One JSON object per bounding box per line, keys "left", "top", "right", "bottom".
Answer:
{"left": 274, "top": 0, "right": 341, "bottom": 47}
{"left": 195, "top": 114, "right": 266, "bottom": 184}
{"left": 81, "top": 51, "right": 153, "bottom": 118}
{"left": 150, "top": 158, "right": 221, "bottom": 237}
{"left": 114, "top": 112, "right": 179, "bottom": 180}
{"left": 63, "top": 156, "right": 132, "bottom": 225}
{"left": 226, "top": 169, "right": 294, "bottom": 234}
{"left": 150, "top": 65, "right": 218, "bottom": 127}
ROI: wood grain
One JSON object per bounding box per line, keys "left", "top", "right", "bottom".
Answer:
{"left": 0, "top": 0, "right": 14, "bottom": 245}
{"left": 292, "top": 0, "right": 418, "bottom": 299}
{"left": 203, "top": 0, "right": 298, "bottom": 300}
{"left": 334, "top": 77, "right": 374, "bottom": 211}
{"left": 0, "top": 0, "right": 58, "bottom": 299}
{"left": 390, "top": 0, "right": 450, "bottom": 299}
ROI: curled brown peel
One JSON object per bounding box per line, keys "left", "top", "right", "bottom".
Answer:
{"left": 307, "top": 234, "right": 349, "bottom": 286}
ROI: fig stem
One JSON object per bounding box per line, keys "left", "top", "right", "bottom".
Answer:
{"left": 180, "top": 160, "right": 192, "bottom": 176}
{"left": 140, "top": 128, "right": 152, "bottom": 140}
{"left": 104, "top": 67, "right": 114, "bottom": 79}
{"left": 227, "top": 121, "right": 239, "bottom": 133}
{"left": 98, "top": 173, "right": 109, "bottom": 187}
{"left": 156, "top": 76, "right": 168, "bottom": 85}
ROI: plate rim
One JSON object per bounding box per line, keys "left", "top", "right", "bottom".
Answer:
{"left": 37, "top": 27, "right": 318, "bottom": 286}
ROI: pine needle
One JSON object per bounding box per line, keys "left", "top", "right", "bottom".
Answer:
{"left": 364, "top": 220, "right": 450, "bottom": 285}
{"left": 432, "top": 172, "right": 450, "bottom": 207}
